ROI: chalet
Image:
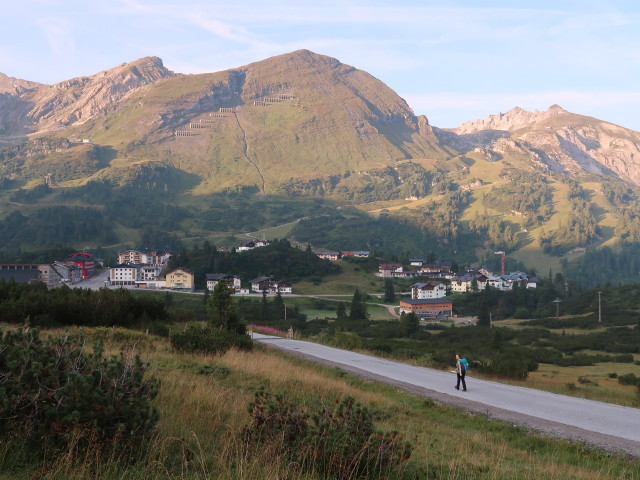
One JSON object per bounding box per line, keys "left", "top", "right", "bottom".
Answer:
{"left": 486, "top": 271, "right": 537, "bottom": 291}
{"left": 275, "top": 281, "right": 293, "bottom": 294}
{"left": 409, "top": 258, "right": 424, "bottom": 267}
{"left": 67, "top": 252, "right": 94, "bottom": 279}
{"left": 377, "top": 263, "right": 403, "bottom": 277}
{"left": 315, "top": 251, "right": 340, "bottom": 261}
{"left": 206, "top": 273, "right": 241, "bottom": 292}
{"left": 238, "top": 240, "right": 269, "bottom": 252}
{"left": 399, "top": 298, "right": 453, "bottom": 318}
{"left": 450, "top": 273, "right": 488, "bottom": 293}
{"left": 411, "top": 281, "right": 447, "bottom": 299}
{"left": 251, "top": 276, "right": 275, "bottom": 292}
{"left": 238, "top": 241, "right": 256, "bottom": 252}
{"left": 165, "top": 268, "right": 195, "bottom": 291}
{"left": 437, "top": 260, "right": 453, "bottom": 273}
{"left": 250, "top": 276, "right": 292, "bottom": 294}
{"left": 419, "top": 264, "right": 442, "bottom": 274}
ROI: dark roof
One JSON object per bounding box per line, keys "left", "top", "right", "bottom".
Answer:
{"left": 0, "top": 270, "right": 40, "bottom": 284}
{"left": 206, "top": 273, "right": 235, "bottom": 280}
{"left": 251, "top": 276, "right": 275, "bottom": 283}
{"left": 400, "top": 298, "right": 453, "bottom": 305}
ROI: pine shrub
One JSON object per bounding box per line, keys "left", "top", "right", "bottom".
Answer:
{"left": 0, "top": 327, "right": 159, "bottom": 461}
{"left": 170, "top": 325, "right": 252, "bottom": 355}
{"left": 243, "top": 388, "right": 412, "bottom": 479}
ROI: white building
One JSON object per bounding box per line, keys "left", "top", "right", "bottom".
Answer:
{"left": 110, "top": 263, "right": 140, "bottom": 286}
{"left": 411, "top": 281, "right": 447, "bottom": 299}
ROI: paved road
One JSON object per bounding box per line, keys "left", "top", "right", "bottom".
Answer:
{"left": 253, "top": 334, "right": 640, "bottom": 457}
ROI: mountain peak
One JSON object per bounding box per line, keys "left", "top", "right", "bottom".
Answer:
{"left": 455, "top": 105, "right": 570, "bottom": 134}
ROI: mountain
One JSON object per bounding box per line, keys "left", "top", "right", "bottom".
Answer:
{"left": 438, "top": 105, "right": 640, "bottom": 185}
{"left": 2, "top": 50, "right": 640, "bottom": 282}
{"left": 0, "top": 50, "right": 449, "bottom": 195}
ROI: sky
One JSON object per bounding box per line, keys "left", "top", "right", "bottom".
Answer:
{"left": 2, "top": 0, "right": 640, "bottom": 131}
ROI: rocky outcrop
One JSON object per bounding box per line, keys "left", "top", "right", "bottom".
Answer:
{"left": 0, "top": 57, "right": 176, "bottom": 135}
{"left": 455, "top": 104, "right": 568, "bottom": 134}
{"left": 436, "top": 105, "right": 640, "bottom": 186}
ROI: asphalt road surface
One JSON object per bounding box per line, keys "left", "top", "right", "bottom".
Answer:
{"left": 253, "top": 333, "right": 640, "bottom": 457}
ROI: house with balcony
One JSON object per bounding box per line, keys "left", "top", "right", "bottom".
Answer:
{"left": 165, "top": 268, "right": 194, "bottom": 291}
{"left": 250, "top": 276, "right": 292, "bottom": 294}
{"left": 206, "top": 273, "right": 241, "bottom": 292}
{"left": 411, "top": 281, "right": 447, "bottom": 299}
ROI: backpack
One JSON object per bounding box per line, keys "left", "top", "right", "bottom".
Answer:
{"left": 460, "top": 358, "right": 469, "bottom": 373}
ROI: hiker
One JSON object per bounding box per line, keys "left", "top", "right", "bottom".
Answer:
{"left": 455, "top": 354, "right": 467, "bottom": 391}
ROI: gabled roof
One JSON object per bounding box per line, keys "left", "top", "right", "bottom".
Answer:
{"left": 166, "top": 267, "right": 194, "bottom": 275}
{"left": 206, "top": 273, "right": 237, "bottom": 280}
{"left": 250, "top": 276, "right": 275, "bottom": 283}
{"left": 400, "top": 298, "right": 453, "bottom": 305}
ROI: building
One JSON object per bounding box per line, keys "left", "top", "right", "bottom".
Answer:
{"left": 206, "top": 273, "right": 241, "bottom": 292}
{"left": 66, "top": 252, "right": 95, "bottom": 279}
{"left": 51, "top": 261, "right": 82, "bottom": 285}
{"left": 377, "top": 263, "right": 403, "bottom": 277}
{"left": 399, "top": 298, "right": 453, "bottom": 318}
{"left": 450, "top": 273, "right": 488, "bottom": 293}
{"left": 117, "top": 249, "right": 172, "bottom": 267}
{"left": 165, "top": 268, "right": 195, "bottom": 291}
{"left": 341, "top": 250, "right": 370, "bottom": 258}
{"left": 250, "top": 276, "right": 292, "bottom": 294}
{"left": 110, "top": 263, "right": 140, "bottom": 286}
{"left": 0, "top": 264, "right": 63, "bottom": 288}
{"left": 411, "top": 281, "right": 447, "bottom": 299}
{"left": 238, "top": 240, "right": 269, "bottom": 252}
{"left": 0, "top": 265, "right": 41, "bottom": 285}
{"left": 315, "top": 251, "right": 341, "bottom": 261}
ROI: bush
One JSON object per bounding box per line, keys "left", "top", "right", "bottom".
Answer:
{"left": 618, "top": 373, "right": 640, "bottom": 386}
{"left": 0, "top": 327, "right": 159, "bottom": 461}
{"left": 476, "top": 353, "right": 535, "bottom": 380}
{"left": 331, "top": 330, "right": 362, "bottom": 350}
{"left": 170, "top": 325, "right": 252, "bottom": 355}
{"left": 243, "top": 388, "right": 412, "bottom": 479}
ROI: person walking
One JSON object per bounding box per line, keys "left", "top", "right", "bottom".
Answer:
{"left": 455, "top": 354, "right": 467, "bottom": 391}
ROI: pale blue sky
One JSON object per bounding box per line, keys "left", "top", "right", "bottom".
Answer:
{"left": 2, "top": 0, "right": 639, "bottom": 130}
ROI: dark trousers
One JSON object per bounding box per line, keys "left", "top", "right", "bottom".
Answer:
{"left": 456, "top": 371, "right": 466, "bottom": 390}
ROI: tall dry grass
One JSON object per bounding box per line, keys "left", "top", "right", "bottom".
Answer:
{"left": 2, "top": 332, "right": 638, "bottom": 480}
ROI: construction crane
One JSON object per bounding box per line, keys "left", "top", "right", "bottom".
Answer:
{"left": 494, "top": 251, "right": 505, "bottom": 275}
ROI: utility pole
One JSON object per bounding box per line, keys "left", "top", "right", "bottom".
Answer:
{"left": 494, "top": 251, "right": 505, "bottom": 275}
{"left": 598, "top": 291, "right": 602, "bottom": 323}
{"left": 553, "top": 297, "right": 561, "bottom": 319}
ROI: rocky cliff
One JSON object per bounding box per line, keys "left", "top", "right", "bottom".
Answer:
{"left": 436, "top": 105, "right": 640, "bottom": 186}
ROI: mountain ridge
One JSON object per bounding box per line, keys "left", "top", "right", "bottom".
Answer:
{"left": 2, "top": 50, "right": 640, "bottom": 275}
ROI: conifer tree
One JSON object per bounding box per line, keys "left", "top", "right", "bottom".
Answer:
{"left": 208, "top": 281, "right": 245, "bottom": 334}
{"left": 349, "top": 289, "right": 368, "bottom": 321}
{"left": 384, "top": 279, "right": 395, "bottom": 302}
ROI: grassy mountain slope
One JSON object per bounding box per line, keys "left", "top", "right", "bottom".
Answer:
{"left": 3, "top": 54, "right": 640, "bottom": 279}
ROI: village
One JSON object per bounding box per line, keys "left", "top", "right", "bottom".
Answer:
{"left": 0, "top": 242, "right": 537, "bottom": 321}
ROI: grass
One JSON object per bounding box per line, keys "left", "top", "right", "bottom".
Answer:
{"left": 3, "top": 328, "right": 638, "bottom": 479}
